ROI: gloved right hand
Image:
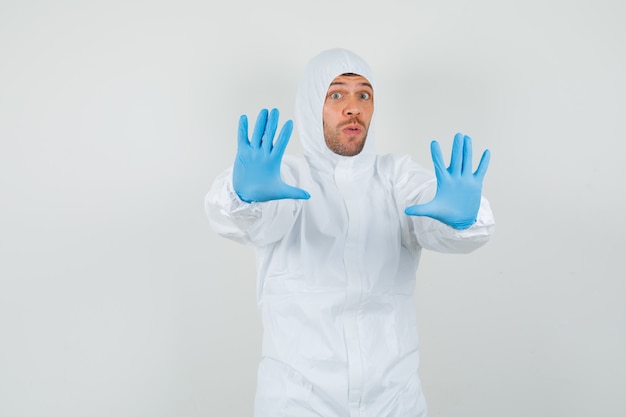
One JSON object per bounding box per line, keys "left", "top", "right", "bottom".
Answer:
{"left": 233, "top": 108, "right": 310, "bottom": 203}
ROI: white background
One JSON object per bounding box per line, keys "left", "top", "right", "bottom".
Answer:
{"left": 1, "top": 0, "right": 624, "bottom": 416}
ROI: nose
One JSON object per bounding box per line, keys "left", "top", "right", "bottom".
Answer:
{"left": 344, "top": 96, "right": 361, "bottom": 116}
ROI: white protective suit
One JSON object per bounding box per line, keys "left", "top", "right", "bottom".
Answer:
{"left": 205, "top": 48, "right": 495, "bottom": 417}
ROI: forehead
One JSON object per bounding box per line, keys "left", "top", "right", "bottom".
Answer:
{"left": 327, "top": 73, "right": 373, "bottom": 90}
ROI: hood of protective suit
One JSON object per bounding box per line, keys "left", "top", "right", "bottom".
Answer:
{"left": 295, "top": 48, "right": 376, "bottom": 171}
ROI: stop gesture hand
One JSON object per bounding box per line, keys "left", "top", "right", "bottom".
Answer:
{"left": 405, "top": 133, "right": 490, "bottom": 230}
{"left": 233, "top": 108, "right": 310, "bottom": 203}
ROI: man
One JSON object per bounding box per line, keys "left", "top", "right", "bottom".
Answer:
{"left": 205, "top": 48, "right": 495, "bottom": 417}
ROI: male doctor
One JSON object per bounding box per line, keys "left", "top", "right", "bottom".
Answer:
{"left": 205, "top": 48, "right": 495, "bottom": 417}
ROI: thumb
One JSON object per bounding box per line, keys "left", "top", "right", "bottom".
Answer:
{"left": 279, "top": 184, "right": 311, "bottom": 200}
{"left": 404, "top": 202, "right": 435, "bottom": 217}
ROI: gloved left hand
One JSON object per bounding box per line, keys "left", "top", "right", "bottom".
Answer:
{"left": 404, "top": 133, "right": 490, "bottom": 230}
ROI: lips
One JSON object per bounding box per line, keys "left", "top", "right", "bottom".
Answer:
{"left": 342, "top": 123, "right": 363, "bottom": 136}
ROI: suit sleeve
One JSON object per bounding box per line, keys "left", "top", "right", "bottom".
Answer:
{"left": 204, "top": 164, "right": 303, "bottom": 247}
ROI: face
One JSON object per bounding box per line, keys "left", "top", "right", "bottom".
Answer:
{"left": 322, "top": 73, "right": 374, "bottom": 156}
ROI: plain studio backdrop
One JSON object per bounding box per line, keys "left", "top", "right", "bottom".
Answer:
{"left": 1, "top": 0, "right": 624, "bottom": 416}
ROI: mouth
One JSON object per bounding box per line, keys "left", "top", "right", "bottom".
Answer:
{"left": 342, "top": 124, "right": 363, "bottom": 136}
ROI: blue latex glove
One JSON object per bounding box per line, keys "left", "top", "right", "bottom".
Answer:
{"left": 405, "top": 133, "right": 490, "bottom": 230}
{"left": 233, "top": 108, "right": 310, "bottom": 203}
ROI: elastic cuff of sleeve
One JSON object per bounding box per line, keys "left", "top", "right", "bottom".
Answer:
{"left": 226, "top": 182, "right": 263, "bottom": 220}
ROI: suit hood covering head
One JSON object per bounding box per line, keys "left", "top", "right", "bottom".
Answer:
{"left": 295, "top": 48, "right": 376, "bottom": 168}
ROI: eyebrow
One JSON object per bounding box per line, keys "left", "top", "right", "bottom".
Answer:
{"left": 329, "top": 81, "right": 373, "bottom": 88}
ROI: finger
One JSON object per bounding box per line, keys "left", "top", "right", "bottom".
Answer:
{"left": 251, "top": 108, "right": 268, "bottom": 148}
{"left": 474, "top": 149, "right": 491, "bottom": 180}
{"left": 237, "top": 114, "right": 249, "bottom": 149}
{"left": 273, "top": 119, "right": 294, "bottom": 160}
{"left": 262, "top": 108, "right": 279, "bottom": 153}
{"left": 430, "top": 140, "right": 447, "bottom": 180}
{"left": 461, "top": 135, "right": 473, "bottom": 175}
{"left": 449, "top": 132, "right": 464, "bottom": 175}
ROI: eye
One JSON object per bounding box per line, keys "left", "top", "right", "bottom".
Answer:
{"left": 360, "top": 92, "right": 371, "bottom": 100}
{"left": 330, "top": 92, "right": 342, "bottom": 99}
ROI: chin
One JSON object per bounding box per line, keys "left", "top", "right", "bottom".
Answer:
{"left": 342, "top": 143, "right": 366, "bottom": 157}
